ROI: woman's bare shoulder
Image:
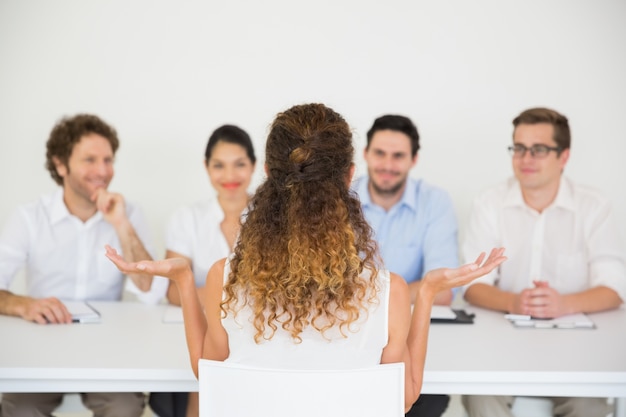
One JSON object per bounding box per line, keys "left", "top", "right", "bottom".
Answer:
{"left": 388, "top": 271, "right": 410, "bottom": 308}
{"left": 206, "top": 258, "right": 228, "bottom": 286}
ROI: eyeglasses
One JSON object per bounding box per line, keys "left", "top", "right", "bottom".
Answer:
{"left": 508, "top": 144, "right": 561, "bottom": 159}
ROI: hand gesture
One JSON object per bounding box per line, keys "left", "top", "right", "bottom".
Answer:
{"left": 105, "top": 245, "right": 192, "bottom": 284}
{"left": 421, "top": 248, "right": 506, "bottom": 297}
{"left": 92, "top": 189, "right": 127, "bottom": 228}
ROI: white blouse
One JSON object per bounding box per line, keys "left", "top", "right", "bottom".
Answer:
{"left": 165, "top": 199, "right": 233, "bottom": 287}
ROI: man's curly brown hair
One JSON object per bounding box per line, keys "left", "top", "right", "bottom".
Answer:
{"left": 45, "top": 114, "right": 119, "bottom": 185}
{"left": 222, "top": 103, "right": 380, "bottom": 343}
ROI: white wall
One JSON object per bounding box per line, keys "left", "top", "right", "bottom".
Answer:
{"left": 1, "top": 0, "right": 625, "bottom": 264}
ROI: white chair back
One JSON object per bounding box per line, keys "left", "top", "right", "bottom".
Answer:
{"left": 198, "top": 359, "right": 405, "bottom": 417}
{"left": 510, "top": 397, "right": 553, "bottom": 417}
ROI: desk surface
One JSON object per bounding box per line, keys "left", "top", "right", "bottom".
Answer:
{"left": 1, "top": 302, "right": 625, "bottom": 398}
{"left": 424, "top": 305, "right": 626, "bottom": 397}
{"left": 0, "top": 302, "right": 196, "bottom": 393}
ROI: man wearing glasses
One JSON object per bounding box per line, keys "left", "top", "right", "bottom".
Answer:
{"left": 461, "top": 107, "right": 625, "bottom": 417}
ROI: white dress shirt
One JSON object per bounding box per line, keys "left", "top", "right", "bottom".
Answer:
{"left": 463, "top": 177, "right": 626, "bottom": 302}
{"left": 0, "top": 188, "right": 156, "bottom": 301}
{"left": 165, "top": 198, "right": 233, "bottom": 287}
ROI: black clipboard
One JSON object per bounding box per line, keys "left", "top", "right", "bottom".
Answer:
{"left": 430, "top": 309, "right": 475, "bottom": 324}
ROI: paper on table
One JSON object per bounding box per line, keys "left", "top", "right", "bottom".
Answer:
{"left": 63, "top": 301, "right": 101, "bottom": 323}
{"left": 506, "top": 312, "right": 595, "bottom": 329}
{"left": 163, "top": 306, "right": 184, "bottom": 323}
{"left": 430, "top": 305, "right": 457, "bottom": 320}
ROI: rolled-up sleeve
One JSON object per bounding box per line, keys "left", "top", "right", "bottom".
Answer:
{"left": 586, "top": 199, "right": 626, "bottom": 302}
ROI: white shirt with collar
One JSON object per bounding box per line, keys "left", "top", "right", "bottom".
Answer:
{"left": 165, "top": 198, "right": 233, "bottom": 287}
{"left": 0, "top": 188, "right": 156, "bottom": 301}
{"left": 463, "top": 176, "right": 626, "bottom": 302}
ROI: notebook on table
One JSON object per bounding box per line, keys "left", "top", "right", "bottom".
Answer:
{"left": 504, "top": 313, "right": 595, "bottom": 329}
{"left": 63, "top": 301, "right": 101, "bottom": 324}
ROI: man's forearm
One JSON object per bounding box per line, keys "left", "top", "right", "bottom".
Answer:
{"left": 464, "top": 283, "right": 515, "bottom": 312}
{"left": 114, "top": 220, "right": 154, "bottom": 291}
{"left": 0, "top": 289, "right": 28, "bottom": 318}
{"left": 563, "top": 286, "right": 623, "bottom": 314}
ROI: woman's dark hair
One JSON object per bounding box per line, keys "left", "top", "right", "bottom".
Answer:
{"left": 205, "top": 124, "right": 256, "bottom": 164}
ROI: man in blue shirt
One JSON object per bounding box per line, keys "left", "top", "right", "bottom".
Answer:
{"left": 353, "top": 114, "right": 459, "bottom": 417}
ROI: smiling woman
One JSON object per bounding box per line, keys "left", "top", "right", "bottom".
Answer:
{"left": 150, "top": 124, "right": 257, "bottom": 417}
{"left": 164, "top": 125, "right": 257, "bottom": 305}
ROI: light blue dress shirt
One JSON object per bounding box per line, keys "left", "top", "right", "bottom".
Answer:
{"left": 352, "top": 176, "right": 459, "bottom": 284}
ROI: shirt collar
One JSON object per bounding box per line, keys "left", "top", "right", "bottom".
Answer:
{"left": 49, "top": 188, "right": 103, "bottom": 225}
{"left": 504, "top": 176, "right": 575, "bottom": 212}
{"left": 551, "top": 177, "right": 576, "bottom": 211}
{"left": 49, "top": 188, "right": 72, "bottom": 225}
{"left": 399, "top": 178, "right": 418, "bottom": 212}
{"left": 503, "top": 178, "right": 526, "bottom": 208}
{"left": 356, "top": 176, "right": 417, "bottom": 212}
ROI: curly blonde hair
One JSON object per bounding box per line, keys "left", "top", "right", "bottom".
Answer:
{"left": 222, "top": 103, "right": 380, "bottom": 343}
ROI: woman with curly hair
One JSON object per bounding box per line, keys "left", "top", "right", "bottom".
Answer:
{"left": 106, "top": 103, "right": 505, "bottom": 412}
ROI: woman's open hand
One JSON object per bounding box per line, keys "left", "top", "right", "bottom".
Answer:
{"left": 105, "top": 245, "right": 192, "bottom": 284}
{"left": 421, "top": 247, "right": 506, "bottom": 297}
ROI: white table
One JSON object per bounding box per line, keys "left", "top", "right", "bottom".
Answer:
{"left": 1, "top": 302, "right": 625, "bottom": 414}
{"left": 424, "top": 305, "right": 626, "bottom": 416}
{"left": 0, "top": 302, "right": 197, "bottom": 393}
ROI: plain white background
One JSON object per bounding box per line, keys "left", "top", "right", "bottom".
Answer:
{"left": 1, "top": 0, "right": 625, "bottom": 269}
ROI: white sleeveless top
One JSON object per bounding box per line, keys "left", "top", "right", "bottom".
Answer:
{"left": 222, "top": 261, "right": 391, "bottom": 369}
